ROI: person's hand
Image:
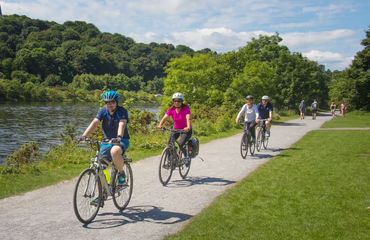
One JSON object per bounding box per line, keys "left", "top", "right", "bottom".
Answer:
{"left": 184, "top": 127, "right": 190, "bottom": 132}
{"left": 110, "top": 136, "right": 122, "bottom": 144}
{"left": 268, "top": 117, "right": 272, "bottom": 122}
{"left": 157, "top": 125, "right": 165, "bottom": 131}
{"left": 256, "top": 118, "right": 260, "bottom": 123}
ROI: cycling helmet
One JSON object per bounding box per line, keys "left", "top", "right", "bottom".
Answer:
{"left": 101, "top": 90, "right": 120, "bottom": 102}
{"left": 262, "top": 95, "right": 270, "bottom": 100}
{"left": 172, "top": 92, "right": 184, "bottom": 101}
{"left": 246, "top": 95, "right": 254, "bottom": 100}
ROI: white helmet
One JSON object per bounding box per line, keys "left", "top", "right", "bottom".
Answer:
{"left": 262, "top": 95, "right": 270, "bottom": 100}
{"left": 172, "top": 92, "right": 184, "bottom": 101}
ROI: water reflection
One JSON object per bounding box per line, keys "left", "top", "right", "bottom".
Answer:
{"left": 0, "top": 103, "right": 158, "bottom": 164}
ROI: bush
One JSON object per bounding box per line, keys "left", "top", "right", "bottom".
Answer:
{"left": 6, "top": 142, "right": 40, "bottom": 167}
{"left": 193, "top": 119, "right": 216, "bottom": 136}
{"left": 215, "top": 115, "right": 232, "bottom": 132}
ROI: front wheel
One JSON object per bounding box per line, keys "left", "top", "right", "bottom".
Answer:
{"left": 179, "top": 151, "right": 191, "bottom": 179}
{"left": 256, "top": 128, "right": 263, "bottom": 152}
{"left": 249, "top": 135, "right": 256, "bottom": 156}
{"left": 112, "top": 163, "right": 133, "bottom": 211}
{"left": 240, "top": 133, "right": 248, "bottom": 159}
{"left": 263, "top": 135, "right": 269, "bottom": 149}
{"left": 73, "top": 168, "right": 102, "bottom": 224}
{"left": 159, "top": 148, "right": 173, "bottom": 186}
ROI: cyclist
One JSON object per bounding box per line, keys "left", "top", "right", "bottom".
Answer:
{"left": 311, "top": 99, "right": 318, "bottom": 119}
{"left": 330, "top": 102, "right": 336, "bottom": 117}
{"left": 257, "top": 95, "right": 273, "bottom": 137}
{"left": 236, "top": 95, "right": 259, "bottom": 142}
{"left": 299, "top": 100, "right": 306, "bottom": 120}
{"left": 158, "top": 92, "right": 192, "bottom": 166}
{"left": 79, "top": 90, "right": 129, "bottom": 186}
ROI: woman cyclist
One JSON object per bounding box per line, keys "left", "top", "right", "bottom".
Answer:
{"left": 236, "top": 95, "right": 259, "bottom": 142}
{"left": 158, "top": 92, "right": 192, "bottom": 166}
{"left": 330, "top": 102, "right": 336, "bottom": 117}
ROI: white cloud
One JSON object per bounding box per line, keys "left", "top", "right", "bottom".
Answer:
{"left": 303, "top": 50, "right": 353, "bottom": 69}
{"left": 281, "top": 29, "right": 355, "bottom": 48}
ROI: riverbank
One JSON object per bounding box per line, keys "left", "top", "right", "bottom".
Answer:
{"left": 0, "top": 114, "right": 296, "bottom": 199}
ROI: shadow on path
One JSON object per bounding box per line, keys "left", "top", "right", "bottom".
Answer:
{"left": 273, "top": 122, "right": 306, "bottom": 126}
{"left": 84, "top": 205, "right": 192, "bottom": 229}
{"left": 167, "top": 176, "right": 236, "bottom": 188}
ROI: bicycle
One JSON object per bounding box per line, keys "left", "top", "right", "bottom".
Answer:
{"left": 240, "top": 122, "right": 256, "bottom": 159}
{"left": 158, "top": 128, "right": 193, "bottom": 186}
{"left": 73, "top": 138, "right": 133, "bottom": 224}
{"left": 256, "top": 119, "right": 269, "bottom": 151}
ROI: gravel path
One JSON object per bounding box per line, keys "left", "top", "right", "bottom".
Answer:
{"left": 0, "top": 116, "right": 331, "bottom": 240}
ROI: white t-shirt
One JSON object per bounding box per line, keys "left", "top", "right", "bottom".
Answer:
{"left": 237, "top": 104, "right": 259, "bottom": 123}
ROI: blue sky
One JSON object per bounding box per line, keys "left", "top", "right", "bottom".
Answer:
{"left": 1, "top": 0, "right": 370, "bottom": 70}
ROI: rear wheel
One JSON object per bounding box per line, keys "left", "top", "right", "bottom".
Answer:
{"left": 240, "top": 133, "right": 248, "bottom": 159}
{"left": 112, "top": 163, "right": 133, "bottom": 211}
{"left": 159, "top": 148, "right": 173, "bottom": 186}
{"left": 73, "top": 168, "right": 101, "bottom": 224}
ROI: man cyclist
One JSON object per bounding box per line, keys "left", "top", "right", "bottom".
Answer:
{"left": 257, "top": 95, "right": 273, "bottom": 137}
{"left": 236, "top": 95, "right": 259, "bottom": 142}
{"left": 158, "top": 92, "right": 192, "bottom": 166}
{"left": 299, "top": 100, "right": 306, "bottom": 120}
{"left": 79, "top": 90, "right": 129, "bottom": 186}
{"left": 311, "top": 99, "right": 318, "bottom": 119}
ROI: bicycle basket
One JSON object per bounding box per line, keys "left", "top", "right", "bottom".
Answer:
{"left": 188, "top": 137, "right": 199, "bottom": 158}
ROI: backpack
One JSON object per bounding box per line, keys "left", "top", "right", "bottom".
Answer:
{"left": 187, "top": 137, "right": 199, "bottom": 158}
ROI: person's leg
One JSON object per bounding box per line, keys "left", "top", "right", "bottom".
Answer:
{"left": 177, "top": 130, "right": 192, "bottom": 157}
{"left": 111, "top": 146, "right": 124, "bottom": 172}
{"left": 250, "top": 122, "right": 256, "bottom": 141}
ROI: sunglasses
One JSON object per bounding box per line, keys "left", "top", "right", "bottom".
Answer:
{"left": 105, "top": 100, "right": 116, "bottom": 104}
{"left": 173, "top": 99, "right": 182, "bottom": 103}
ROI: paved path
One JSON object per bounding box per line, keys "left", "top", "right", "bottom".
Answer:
{"left": 0, "top": 116, "right": 331, "bottom": 240}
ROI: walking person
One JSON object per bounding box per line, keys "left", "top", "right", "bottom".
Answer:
{"left": 311, "top": 99, "right": 318, "bottom": 120}
{"left": 330, "top": 102, "right": 336, "bottom": 117}
{"left": 299, "top": 100, "right": 306, "bottom": 120}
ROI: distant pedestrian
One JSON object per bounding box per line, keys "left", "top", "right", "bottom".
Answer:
{"left": 311, "top": 99, "right": 318, "bottom": 120}
{"left": 330, "top": 102, "right": 336, "bottom": 117}
{"left": 299, "top": 100, "right": 306, "bottom": 120}
{"left": 340, "top": 102, "right": 347, "bottom": 117}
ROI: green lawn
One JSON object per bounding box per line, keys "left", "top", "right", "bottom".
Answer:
{"left": 167, "top": 130, "right": 370, "bottom": 240}
{"left": 322, "top": 111, "right": 370, "bottom": 128}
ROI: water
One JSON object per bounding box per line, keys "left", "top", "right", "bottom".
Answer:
{"left": 0, "top": 103, "right": 158, "bottom": 164}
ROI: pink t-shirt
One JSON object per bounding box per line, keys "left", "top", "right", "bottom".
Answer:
{"left": 166, "top": 105, "right": 191, "bottom": 129}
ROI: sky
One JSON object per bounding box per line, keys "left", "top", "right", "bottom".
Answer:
{"left": 1, "top": 0, "right": 370, "bottom": 70}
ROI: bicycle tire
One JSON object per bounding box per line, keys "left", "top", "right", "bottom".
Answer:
{"left": 240, "top": 133, "right": 248, "bottom": 159}
{"left": 263, "top": 135, "right": 269, "bottom": 149}
{"left": 256, "top": 128, "right": 263, "bottom": 152}
{"left": 159, "top": 148, "right": 173, "bottom": 186}
{"left": 179, "top": 151, "right": 191, "bottom": 179}
{"left": 73, "top": 168, "right": 102, "bottom": 224}
{"left": 112, "top": 163, "right": 133, "bottom": 211}
{"left": 249, "top": 134, "right": 256, "bottom": 155}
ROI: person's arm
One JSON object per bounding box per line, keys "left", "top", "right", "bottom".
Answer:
{"left": 236, "top": 105, "right": 246, "bottom": 123}
{"left": 158, "top": 114, "right": 169, "bottom": 128}
{"left": 268, "top": 105, "right": 273, "bottom": 121}
{"left": 82, "top": 118, "right": 100, "bottom": 137}
{"left": 117, "top": 119, "right": 127, "bottom": 138}
{"left": 184, "top": 114, "right": 191, "bottom": 132}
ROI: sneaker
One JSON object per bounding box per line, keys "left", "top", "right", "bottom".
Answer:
{"left": 117, "top": 172, "right": 126, "bottom": 185}
{"left": 90, "top": 197, "right": 103, "bottom": 207}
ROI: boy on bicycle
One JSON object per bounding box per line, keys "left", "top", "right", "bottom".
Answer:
{"left": 236, "top": 95, "right": 259, "bottom": 142}
{"left": 158, "top": 92, "right": 192, "bottom": 166}
{"left": 79, "top": 90, "right": 129, "bottom": 185}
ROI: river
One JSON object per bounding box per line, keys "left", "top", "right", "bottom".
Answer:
{"left": 0, "top": 103, "right": 158, "bottom": 164}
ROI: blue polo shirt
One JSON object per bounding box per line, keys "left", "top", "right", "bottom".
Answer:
{"left": 257, "top": 102, "right": 273, "bottom": 119}
{"left": 96, "top": 106, "right": 130, "bottom": 139}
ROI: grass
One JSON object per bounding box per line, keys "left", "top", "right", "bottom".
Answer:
{"left": 167, "top": 130, "right": 370, "bottom": 240}
{"left": 322, "top": 111, "right": 370, "bottom": 128}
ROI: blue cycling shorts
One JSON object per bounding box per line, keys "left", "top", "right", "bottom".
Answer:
{"left": 99, "top": 139, "right": 130, "bottom": 161}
